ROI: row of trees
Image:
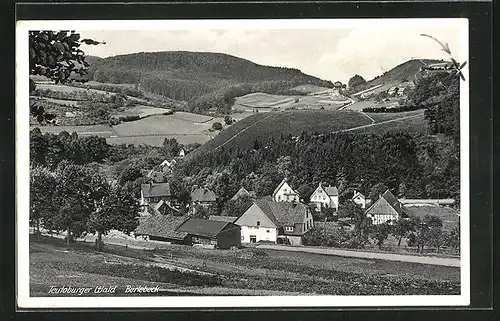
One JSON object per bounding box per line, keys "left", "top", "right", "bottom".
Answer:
{"left": 30, "top": 128, "right": 109, "bottom": 169}
{"left": 30, "top": 163, "right": 139, "bottom": 250}
{"left": 304, "top": 213, "right": 459, "bottom": 254}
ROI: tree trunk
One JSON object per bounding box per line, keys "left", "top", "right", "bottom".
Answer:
{"left": 66, "top": 228, "right": 71, "bottom": 244}
{"left": 96, "top": 231, "right": 102, "bottom": 251}
{"left": 398, "top": 235, "right": 403, "bottom": 247}
{"left": 36, "top": 218, "right": 40, "bottom": 241}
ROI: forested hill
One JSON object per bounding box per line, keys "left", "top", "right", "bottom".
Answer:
{"left": 83, "top": 51, "right": 334, "bottom": 113}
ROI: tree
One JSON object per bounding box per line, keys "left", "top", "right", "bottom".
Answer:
{"left": 348, "top": 74, "right": 366, "bottom": 89}
{"left": 276, "top": 156, "right": 292, "bottom": 178}
{"left": 224, "top": 115, "right": 233, "bottom": 125}
{"left": 29, "top": 31, "right": 103, "bottom": 84}
{"left": 118, "top": 165, "right": 142, "bottom": 186}
{"left": 368, "top": 183, "right": 389, "bottom": 202}
{"left": 52, "top": 163, "right": 105, "bottom": 243}
{"left": 409, "top": 215, "right": 443, "bottom": 253}
{"left": 371, "top": 222, "right": 392, "bottom": 249}
{"left": 212, "top": 122, "right": 223, "bottom": 131}
{"left": 393, "top": 217, "right": 415, "bottom": 247}
{"left": 30, "top": 166, "right": 57, "bottom": 239}
{"left": 30, "top": 128, "right": 47, "bottom": 166}
{"left": 221, "top": 195, "right": 253, "bottom": 217}
{"left": 163, "top": 138, "right": 180, "bottom": 158}
{"left": 87, "top": 186, "right": 139, "bottom": 251}
{"left": 29, "top": 31, "right": 104, "bottom": 123}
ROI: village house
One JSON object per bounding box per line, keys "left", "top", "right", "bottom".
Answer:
{"left": 235, "top": 197, "right": 313, "bottom": 246}
{"left": 178, "top": 148, "right": 186, "bottom": 158}
{"left": 272, "top": 178, "right": 300, "bottom": 203}
{"left": 309, "top": 182, "right": 339, "bottom": 211}
{"left": 140, "top": 182, "right": 172, "bottom": 208}
{"left": 230, "top": 186, "right": 256, "bottom": 201}
{"left": 352, "top": 190, "right": 370, "bottom": 209}
{"left": 135, "top": 215, "right": 241, "bottom": 249}
{"left": 364, "top": 190, "right": 412, "bottom": 225}
{"left": 191, "top": 187, "right": 218, "bottom": 207}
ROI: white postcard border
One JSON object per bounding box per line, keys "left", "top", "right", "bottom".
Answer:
{"left": 16, "top": 18, "right": 470, "bottom": 308}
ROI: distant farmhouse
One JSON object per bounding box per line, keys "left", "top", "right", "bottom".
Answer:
{"left": 352, "top": 190, "right": 369, "bottom": 209}
{"left": 230, "top": 187, "right": 256, "bottom": 201}
{"left": 235, "top": 197, "right": 313, "bottom": 245}
{"left": 135, "top": 215, "right": 241, "bottom": 249}
{"left": 141, "top": 182, "right": 171, "bottom": 207}
{"left": 272, "top": 178, "right": 300, "bottom": 203}
{"left": 310, "top": 182, "right": 339, "bottom": 211}
{"left": 191, "top": 187, "right": 218, "bottom": 207}
{"left": 365, "top": 190, "right": 412, "bottom": 225}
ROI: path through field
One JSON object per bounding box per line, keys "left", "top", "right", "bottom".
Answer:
{"left": 335, "top": 113, "right": 423, "bottom": 133}
{"left": 256, "top": 244, "right": 460, "bottom": 267}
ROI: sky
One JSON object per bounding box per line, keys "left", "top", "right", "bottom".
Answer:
{"left": 79, "top": 25, "right": 465, "bottom": 84}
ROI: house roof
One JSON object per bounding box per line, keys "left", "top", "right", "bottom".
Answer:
{"left": 176, "top": 218, "right": 234, "bottom": 238}
{"left": 141, "top": 182, "right": 171, "bottom": 198}
{"left": 230, "top": 187, "right": 255, "bottom": 201}
{"left": 272, "top": 177, "right": 299, "bottom": 198}
{"left": 365, "top": 190, "right": 411, "bottom": 218}
{"left": 324, "top": 186, "right": 338, "bottom": 196}
{"left": 254, "top": 197, "right": 308, "bottom": 229}
{"left": 191, "top": 188, "right": 217, "bottom": 203}
{"left": 209, "top": 215, "right": 238, "bottom": 223}
{"left": 406, "top": 205, "right": 459, "bottom": 231}
{"left": 134, "top": 215, "right": 189, "bottom": 240}
{"left": 352, "top": 191, "right": 366, "bottom": 200}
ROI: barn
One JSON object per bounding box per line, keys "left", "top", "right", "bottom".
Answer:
{"left": 176, "top": 218, "right": 242, "bottom": 249}
{"left": 134, "top": 215, "right": 189, "bottom": 244}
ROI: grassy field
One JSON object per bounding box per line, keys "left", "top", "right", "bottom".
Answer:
{"left": 352, "top": 112, "right": 428, "bottom": 135}
{"left": 191, "top": 110, "right": 373, "bottom": 156}
{"left": 30, "top": 235, "right": 460, "bottom": 297}
{"left": 111, "top": 105, "right": 172, "bottom": 119}
{"left": 346, "top": 99, "right": 400, "bottom": 111}
{"left": 30, "top": 124, "right": 115, "bottom": 137}
{"left": 232, "top": 92, "right": 349, "bottom": 113}
{"left": 290, "top": 84, "right": 331, "bottom": 94}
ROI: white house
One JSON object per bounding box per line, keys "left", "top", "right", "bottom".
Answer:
{"left": 352, "top": 190, "right": 369, "bottom": 209}
{"left": 235, "top": 197, "right": 313, "bottom": 245}
{"left": 178, "top": 148, "right": 186, "bottom": 158}
{"left": 272, "top": 178, "right": 300, "bottom": 203}
{"left": 310, "top": 183, "right": 339, "bottom": 211}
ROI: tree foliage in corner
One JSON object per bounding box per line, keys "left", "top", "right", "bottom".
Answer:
{"left": 29, "top": 30, "right": 104, "bottom": 123}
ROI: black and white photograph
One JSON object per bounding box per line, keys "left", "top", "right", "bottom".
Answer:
{"left": 16, "top": 18, "right": 470, "bottom": 308}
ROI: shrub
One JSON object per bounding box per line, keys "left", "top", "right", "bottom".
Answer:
{"left": 212, "top": 122, "right": 223, "bottom": 131}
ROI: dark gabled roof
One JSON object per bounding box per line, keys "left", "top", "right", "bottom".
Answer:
{"left": 134, "top": 215, "right": 188, "bottom": 240}
{"left": 254, "top": 198, "right": 307, "bottom": 228}
{"left": 365, "top": 190, "right": 411, "bottom": 217}
{"left": 141, "top": 182, "right": 171, "bottom": 198}
{"left": 324, "top": 186, "right": 338, "bottom": 196}
{"left": 230, "top": 187, "right": 255, "bottom": 201}
{"left": 176, "top": 218, "right": 234, "bottom": 238}
{"left": 209, "top": 215, "right": 238, "bottom": 223}
{"left": 191, "top": 188, "right": 217, "bottom": 202}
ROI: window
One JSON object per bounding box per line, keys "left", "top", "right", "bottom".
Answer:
{"left": 285, "top": 226, "right": 293, "bottom": 232}
{"left": 257, "top": 221, "right": 260, "bottom": 227}
{"left": 278, "top": 195, "right": 281, "bottom": 201}
{"left": 266, "top": 229, "right": 270, "bottom": 233}
{"left": 250, "top": 235, "right": 257, "bottom": 243}
{"left": 322, "top": 196, "right": 326, "bottom": 200}
{"left": 241, "top": 236, "right": 244, "bottom": 241}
